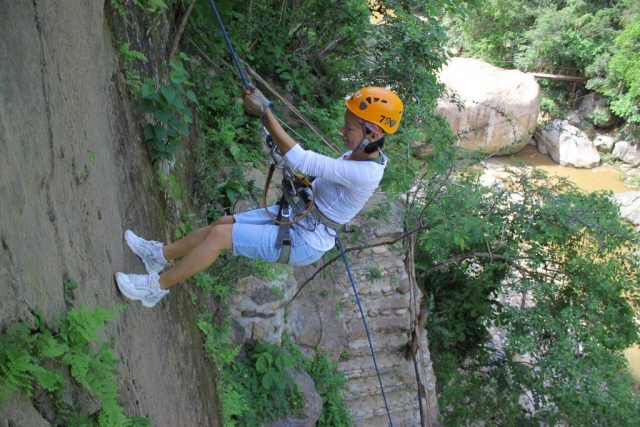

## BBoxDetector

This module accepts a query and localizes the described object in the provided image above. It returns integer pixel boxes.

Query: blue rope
[207,0,250,90]
[336,236,394,427]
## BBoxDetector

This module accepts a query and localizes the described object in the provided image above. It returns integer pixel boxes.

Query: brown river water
[498,144,640,393]
[495,144,635,194]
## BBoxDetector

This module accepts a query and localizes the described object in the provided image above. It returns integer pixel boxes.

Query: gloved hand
[243,85,273,117]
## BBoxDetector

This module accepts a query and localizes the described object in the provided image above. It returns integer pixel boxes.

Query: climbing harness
[260,131,318,263]
[207,1,394,424]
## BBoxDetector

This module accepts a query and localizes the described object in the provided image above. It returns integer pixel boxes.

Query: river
[497,144,640,394]
[494,144,635,193]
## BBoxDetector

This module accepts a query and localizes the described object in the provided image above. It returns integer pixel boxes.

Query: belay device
[206,0,394,424]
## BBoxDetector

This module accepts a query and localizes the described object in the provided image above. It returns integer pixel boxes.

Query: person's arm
[242,87,297,155]
[262,107,297,155]
[242,86,379,187]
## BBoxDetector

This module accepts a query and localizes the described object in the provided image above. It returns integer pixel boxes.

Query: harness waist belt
[282,190,343,230]
[309,204,343,230]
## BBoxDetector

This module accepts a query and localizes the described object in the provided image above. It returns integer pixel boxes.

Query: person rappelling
[115,85,402,307]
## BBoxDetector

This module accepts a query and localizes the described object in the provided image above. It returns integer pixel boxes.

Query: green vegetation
[284,339,352,427]
[363,266,383,282]
[108,0,640,425]
[603,16,640,124]
[140,54,197,162]
[444,0,640,127]
[118,42,148,95]
[415,167,640,425]
[0,304,149,426]
[198,315,240,367]
[215,341,305,426]
[112,0,168,21]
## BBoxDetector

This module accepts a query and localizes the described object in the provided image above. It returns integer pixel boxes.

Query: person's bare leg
[158,223,233,289]
[162,215,235,261]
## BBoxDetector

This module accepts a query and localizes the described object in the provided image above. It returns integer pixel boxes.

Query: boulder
[594,134,615,153]
[286,292,348,360]
[612,140,640,167]
[575,93,616,128]
[230,273,298,344]
[534,119,601,168]
[566,115,597,139]
[436,57,541,155]
[610,191,640,227]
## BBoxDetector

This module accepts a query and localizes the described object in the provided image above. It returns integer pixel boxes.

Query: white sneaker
[124,230,169,273]
[115,271,169,308]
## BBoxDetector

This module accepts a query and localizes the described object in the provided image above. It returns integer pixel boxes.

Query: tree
[603,15,640,123]
[414,162,640,425]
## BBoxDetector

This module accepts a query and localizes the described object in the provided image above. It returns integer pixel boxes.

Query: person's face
[341,109,365,151]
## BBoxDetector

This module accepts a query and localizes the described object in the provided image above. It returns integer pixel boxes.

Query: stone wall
[227,193,441,426]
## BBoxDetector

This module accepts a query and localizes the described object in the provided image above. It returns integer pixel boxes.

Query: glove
[243,85,273,118]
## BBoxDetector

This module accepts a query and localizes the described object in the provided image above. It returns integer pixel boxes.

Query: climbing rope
[207,1,393,424]
[336,236,394,426]
[207,0,250,90]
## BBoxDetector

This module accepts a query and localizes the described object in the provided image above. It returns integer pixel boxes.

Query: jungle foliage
[0,304,149,426]
[413,166,640,425]
[443,0,640,125]
[114,0,640,425]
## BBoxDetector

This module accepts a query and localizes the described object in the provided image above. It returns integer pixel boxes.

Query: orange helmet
[346,87,403,134]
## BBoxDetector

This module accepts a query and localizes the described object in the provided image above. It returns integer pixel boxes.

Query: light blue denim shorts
[232,206,325,267]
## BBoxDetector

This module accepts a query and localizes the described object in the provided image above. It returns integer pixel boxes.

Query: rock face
[436,57,541,155]
[534,119,601,168]
[594,134,615,153]
[0,3,219,426]
[612,140,640,167]
[228,193,441,426]
[611,192,640,227]
[575,93,616,129]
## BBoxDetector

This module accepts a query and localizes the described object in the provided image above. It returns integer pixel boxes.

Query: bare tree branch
[168,0,198,61]
[419,252,531,278]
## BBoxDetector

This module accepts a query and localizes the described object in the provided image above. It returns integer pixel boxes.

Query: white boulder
[436,57,541,155]
[534,119,601,168]
[594,134,615,153]
[612,140,640,167]
[610,191,640,227]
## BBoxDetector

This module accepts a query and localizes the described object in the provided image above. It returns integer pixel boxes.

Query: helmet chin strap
[354,121,375,152]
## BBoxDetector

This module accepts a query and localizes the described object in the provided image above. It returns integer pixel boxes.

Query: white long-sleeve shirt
[283,143,387,251]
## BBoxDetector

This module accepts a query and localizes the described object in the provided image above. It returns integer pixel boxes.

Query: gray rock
[612,140,640,167]
[0,394,51,427]
[390,297,408,310]
[534,119,601,168]
[575,93,616,128]
[594,134,614,153]
[436,57,541,155]
[611,191,640,226]
[250,286,284,305]
[242,310,276,319]
[372,245,388,254]
[229,317,246,346]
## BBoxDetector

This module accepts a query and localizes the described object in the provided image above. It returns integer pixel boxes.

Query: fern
[0,321,41,401]
[0,303,149,426]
